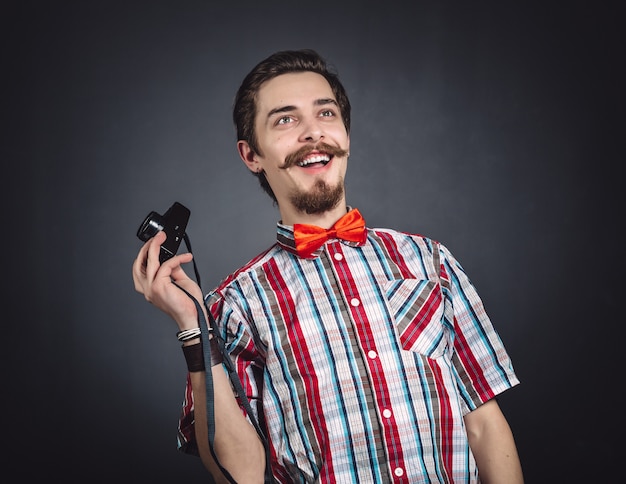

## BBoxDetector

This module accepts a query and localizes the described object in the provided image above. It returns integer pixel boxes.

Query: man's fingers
[132,231,167,292]
[142,231,166,277]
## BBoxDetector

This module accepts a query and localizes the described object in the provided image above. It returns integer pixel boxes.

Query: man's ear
[237,140,261,173]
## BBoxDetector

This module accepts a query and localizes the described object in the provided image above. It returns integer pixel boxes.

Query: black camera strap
[178,236,274,483]
[183,234,203,289]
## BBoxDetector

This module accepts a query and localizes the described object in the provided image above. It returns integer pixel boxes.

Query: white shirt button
[367,350,377,359]
[334,252,343,261]
[394,467,404,477]
[382,409,392,418]
[350,297,360,307]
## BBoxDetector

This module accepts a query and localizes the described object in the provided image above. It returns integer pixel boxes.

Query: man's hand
[132,230,203,329]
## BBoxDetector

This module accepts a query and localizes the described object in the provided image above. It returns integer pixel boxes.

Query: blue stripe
[360,238,436,480]
[295,256,366,480]
[260,259,318,475]
[443,257,513,387]
[187,229,519,481]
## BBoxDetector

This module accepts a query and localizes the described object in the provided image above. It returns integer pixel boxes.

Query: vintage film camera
[137,201,190,263]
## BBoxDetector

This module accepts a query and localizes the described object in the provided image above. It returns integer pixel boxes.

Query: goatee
[290,177,344,215]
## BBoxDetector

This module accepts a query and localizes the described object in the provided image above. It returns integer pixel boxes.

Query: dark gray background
[3,1,623,482]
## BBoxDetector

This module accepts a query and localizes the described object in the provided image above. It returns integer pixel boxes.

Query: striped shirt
[178,212,519,483]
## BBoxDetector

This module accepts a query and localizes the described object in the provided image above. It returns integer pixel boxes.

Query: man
[133,49,524,483]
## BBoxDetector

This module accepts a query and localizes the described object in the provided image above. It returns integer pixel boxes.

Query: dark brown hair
[233,49,351,201]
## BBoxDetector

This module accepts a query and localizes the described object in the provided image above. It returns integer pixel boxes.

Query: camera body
[137,201,191,263]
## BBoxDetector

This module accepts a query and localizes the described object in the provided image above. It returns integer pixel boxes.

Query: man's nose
[299,118,324,143]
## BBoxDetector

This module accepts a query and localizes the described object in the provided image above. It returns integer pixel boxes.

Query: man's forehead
[257,72,335,111]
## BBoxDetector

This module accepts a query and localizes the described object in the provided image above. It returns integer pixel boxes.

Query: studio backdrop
[3,1,622,482]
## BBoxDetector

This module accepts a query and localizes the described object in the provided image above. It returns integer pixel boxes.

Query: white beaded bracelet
[176,327,202,342]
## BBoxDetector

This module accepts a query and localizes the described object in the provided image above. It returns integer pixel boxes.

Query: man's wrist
[181,337,223,372]
[177,327,202,342]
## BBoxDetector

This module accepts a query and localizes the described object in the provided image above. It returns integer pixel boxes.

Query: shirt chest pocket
[385,278,447,359]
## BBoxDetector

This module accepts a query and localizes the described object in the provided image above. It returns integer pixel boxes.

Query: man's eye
[277,116,293,125]
[320,109,335,118]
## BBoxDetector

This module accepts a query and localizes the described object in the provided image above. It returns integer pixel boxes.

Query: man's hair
[233,49,351,201]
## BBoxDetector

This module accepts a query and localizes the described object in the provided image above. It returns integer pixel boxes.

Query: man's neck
[279,202,349,228]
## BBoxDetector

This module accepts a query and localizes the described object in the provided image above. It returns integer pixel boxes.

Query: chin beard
[290,178,344,215]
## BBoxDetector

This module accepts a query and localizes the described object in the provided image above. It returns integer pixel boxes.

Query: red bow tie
[293,209,367,259]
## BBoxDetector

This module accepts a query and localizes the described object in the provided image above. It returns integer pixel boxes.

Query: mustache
[280,142,349,169]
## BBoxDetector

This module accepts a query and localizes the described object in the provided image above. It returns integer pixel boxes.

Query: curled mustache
[280,142,349,169]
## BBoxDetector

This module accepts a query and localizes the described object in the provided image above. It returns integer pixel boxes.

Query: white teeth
[297,155,331,167]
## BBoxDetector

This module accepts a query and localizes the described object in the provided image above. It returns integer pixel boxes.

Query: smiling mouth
[282,142,349,170]
[296,153,332,168]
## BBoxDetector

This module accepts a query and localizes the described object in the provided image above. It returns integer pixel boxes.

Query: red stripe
[208,296,258,416]
[428,360,454,482]
[216,245,276,291]
[453,317,496,401]
[440,261,495,402]
[238,338,258,401]
[328,244,409,482]
[377,231,415,279]
[399,283,442,348]
[178,373,195,447]
[264,258,335,480]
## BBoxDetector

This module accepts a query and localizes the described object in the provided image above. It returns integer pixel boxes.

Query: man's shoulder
[368,226,438,246]
[210,243,282,293]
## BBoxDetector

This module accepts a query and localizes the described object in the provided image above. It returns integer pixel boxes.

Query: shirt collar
[276,206,366,259]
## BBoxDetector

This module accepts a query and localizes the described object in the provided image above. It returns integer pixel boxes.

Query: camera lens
[137,211,164,242]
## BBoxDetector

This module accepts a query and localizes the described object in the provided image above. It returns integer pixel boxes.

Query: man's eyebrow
[267,105,297,118]
[315,98,338,107]
[266,98,338,118]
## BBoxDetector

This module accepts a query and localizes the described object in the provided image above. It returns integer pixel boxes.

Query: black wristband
[209,337,223,367]
[182,342,205,372]
[181,338,223,372]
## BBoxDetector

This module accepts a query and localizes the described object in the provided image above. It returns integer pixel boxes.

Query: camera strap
[178,236,274,483]
[183,234,203,289]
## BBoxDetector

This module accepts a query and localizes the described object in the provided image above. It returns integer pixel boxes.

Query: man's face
[246,72,350,216]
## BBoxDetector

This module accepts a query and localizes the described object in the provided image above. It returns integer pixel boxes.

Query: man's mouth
[296,153,332,168]
[282,142,348,170]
